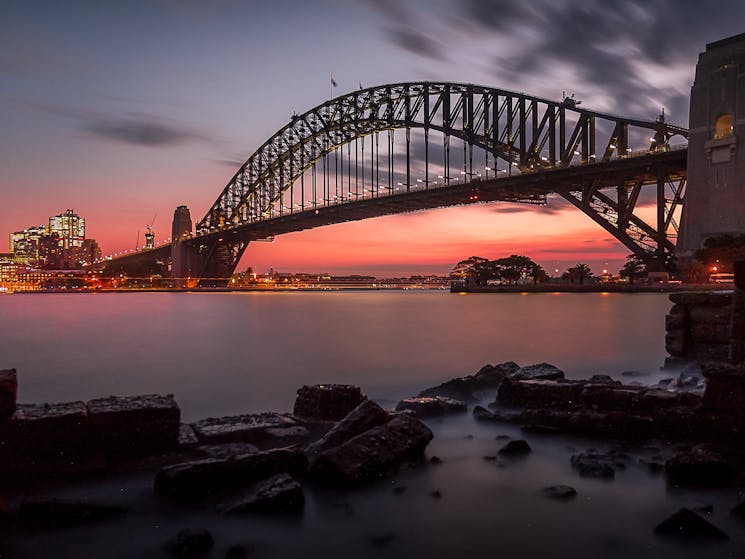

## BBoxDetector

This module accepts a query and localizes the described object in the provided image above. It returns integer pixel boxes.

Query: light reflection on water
[0,291,673,420]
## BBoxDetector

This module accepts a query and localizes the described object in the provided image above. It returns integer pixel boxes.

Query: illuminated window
[714,113,734,139]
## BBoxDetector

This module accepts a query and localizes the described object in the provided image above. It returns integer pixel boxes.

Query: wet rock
[178,424,199,448]
[483,455,498,462]
[417,362,520,401]
[222,473,304,514]
[542,485,577,500]
[305,400,390,461]
[639,458,665,473]
[263,425,310,445]
[430,490,442,499]
[0,369,17,420]
[509,363,565,382]
[293,384,367,421]
[654,508,729,540]
[620,370,649,378]
[164,529,214,558]
[197,442,259,459]
[311,414,433,485]
[155,447,307,499]
[693,504,714,514]
[87,394,180,453]
[731,500,745,518]
[395,396,466,417]
[429,455,443,465]
[495,434,511,440]
[521,423,561,434]
[587,374,621,385]
[578,386,641,411]
[498,439,531,456]
[497,379,584,408]
[570,451,623,479]
[191,413,297,445]
[18,497,127,528]
[472,406,520,422]
[11,401,88,457]
[665,445,735,487]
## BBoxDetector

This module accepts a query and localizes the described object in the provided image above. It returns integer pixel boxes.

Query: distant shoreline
[451,283,733,293]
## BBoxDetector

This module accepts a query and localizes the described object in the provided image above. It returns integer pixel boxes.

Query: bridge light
[609,144,617,150]
[573,150,580,155]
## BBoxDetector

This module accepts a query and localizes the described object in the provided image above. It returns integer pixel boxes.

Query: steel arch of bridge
[97,83,690,282]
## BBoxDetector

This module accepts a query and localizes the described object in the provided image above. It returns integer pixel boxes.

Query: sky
[2,0,744,276]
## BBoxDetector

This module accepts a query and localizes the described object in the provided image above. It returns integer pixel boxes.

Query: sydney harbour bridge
[93,34,745,286]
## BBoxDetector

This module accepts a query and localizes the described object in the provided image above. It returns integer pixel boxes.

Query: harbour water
[2,291,743,558]
[2,291,674,421]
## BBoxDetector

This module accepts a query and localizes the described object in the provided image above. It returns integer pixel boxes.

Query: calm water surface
[0,291,672,420]
[3,291,744,559]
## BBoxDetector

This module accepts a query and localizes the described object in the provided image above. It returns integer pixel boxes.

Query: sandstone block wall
[666,292,733,361]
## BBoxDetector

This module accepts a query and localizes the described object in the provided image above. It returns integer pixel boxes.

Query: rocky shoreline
[2,358,745,555]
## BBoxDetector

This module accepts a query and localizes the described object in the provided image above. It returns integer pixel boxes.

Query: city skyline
[3,1,744,276]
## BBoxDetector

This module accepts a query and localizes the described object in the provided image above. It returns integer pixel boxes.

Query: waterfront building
[9,225,47,264]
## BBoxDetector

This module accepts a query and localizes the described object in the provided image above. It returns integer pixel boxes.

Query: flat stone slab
[11,401,88,454]
[221,473,304,514]
[87,394,180,452]
[395,396,467,417]
[294,384,367,421]
[191,413,297,444]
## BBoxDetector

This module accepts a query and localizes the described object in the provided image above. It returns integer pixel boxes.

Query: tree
[694,234,745,273]
[619,254,647,284]
[679,259,708,283]
[450,254,549,285]
[563,263,593,285]
[450,256,489,279]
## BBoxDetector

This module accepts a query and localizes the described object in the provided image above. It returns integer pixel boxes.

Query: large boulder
[155,447,307,499]
[305,400,390,460]
[578,385,642,411]
[190,413,297,445]
[87,394,180,453]
[221,473,304,514]
[654,508,729,540]
[0,369,17,420]
[311,414,433,484]
[10,401,88,457]
[665,445,735,487]
[293,384,367,421]
[417,362,519,401]
[509,363,564,382]
[570,450,626,479]
[395,396,466,417]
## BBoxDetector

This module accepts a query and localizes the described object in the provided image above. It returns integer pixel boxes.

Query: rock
[497,379,585,408]
[18,497,127,528]
[197,442,259,459]
[542,485,577,500]
[654,508,729,540]
[178,424,199,447]
[731,500,745,518]
[509,363,564,381]
[305,400,390,460]
[693,504,714,514]
[429,456,443,465]
[665,330,687,357]
[293,384,367,421]
[87,394,180,453]
[578,386,642,411]
[473,405,495,420]
[702,362,745,414]
[0,369,17,420]
[395,396,466,417]
[263,425,310,445]
[416,362,520,401]
[639,458,665,473]
[155,447,307,499]
[570,451,622,479]
[498,439,531,456]
[430,490,442,499]
[191,413,297,445]
[311,414,433,485]
[392,485,407,495]
[665,445,735,487]
[10,401,88,457]
[588,374,621,385]
[164,529,214,558]
[222,473,304,514]
[472,406,521,422]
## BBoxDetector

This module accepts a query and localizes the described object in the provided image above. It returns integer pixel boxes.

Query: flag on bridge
[331,75,338,88]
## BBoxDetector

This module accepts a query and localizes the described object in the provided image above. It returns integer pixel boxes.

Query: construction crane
[145,213,157,249]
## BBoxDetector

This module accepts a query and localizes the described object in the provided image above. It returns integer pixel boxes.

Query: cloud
[83,117,205,147]
[384,27,444,60]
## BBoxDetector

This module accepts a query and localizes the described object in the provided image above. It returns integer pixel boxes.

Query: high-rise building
[49,209,85,249]
[9,225,47,264]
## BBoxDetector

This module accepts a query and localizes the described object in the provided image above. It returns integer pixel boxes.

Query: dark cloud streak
[83,117,205,147]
